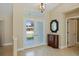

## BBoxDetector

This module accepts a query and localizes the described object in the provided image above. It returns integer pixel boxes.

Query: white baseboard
[17,48,25,51]
[59,45,67,49]
[2,43,13,46]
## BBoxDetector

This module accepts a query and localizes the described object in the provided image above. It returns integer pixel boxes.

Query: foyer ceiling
[24,3,59,12]
[0,3,59,17]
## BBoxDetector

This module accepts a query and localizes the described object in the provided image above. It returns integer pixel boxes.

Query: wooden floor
[0,45,79,56]
[0,45,13,56]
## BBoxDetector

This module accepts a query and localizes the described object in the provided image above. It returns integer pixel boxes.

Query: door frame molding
[66,16,79,47]
[0,19,4,47]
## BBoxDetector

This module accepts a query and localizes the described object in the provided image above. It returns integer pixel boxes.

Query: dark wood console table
[48,34,59,48]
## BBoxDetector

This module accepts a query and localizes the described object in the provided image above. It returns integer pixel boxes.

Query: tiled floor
[18,45,79,56]
[0,45,79,56]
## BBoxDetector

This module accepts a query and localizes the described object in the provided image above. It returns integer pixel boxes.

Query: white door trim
[66,16,79,47]
[66,18,68,48]
[74,19,77,45]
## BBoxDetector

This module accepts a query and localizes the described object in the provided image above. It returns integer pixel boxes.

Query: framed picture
[50,20,59,33]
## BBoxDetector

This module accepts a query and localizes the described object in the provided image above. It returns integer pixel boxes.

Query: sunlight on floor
[25,51,35,56]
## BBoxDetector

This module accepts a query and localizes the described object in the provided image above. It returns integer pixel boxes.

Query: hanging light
[40,3,45,13]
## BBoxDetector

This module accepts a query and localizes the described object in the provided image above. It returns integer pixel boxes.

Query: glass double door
[24,20,44,48]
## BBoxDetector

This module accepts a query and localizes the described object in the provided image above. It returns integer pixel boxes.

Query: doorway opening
[67,17,79,47]
[23,19,45,49]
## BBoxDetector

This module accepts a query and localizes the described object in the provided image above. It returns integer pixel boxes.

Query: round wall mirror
[50,20,59,32]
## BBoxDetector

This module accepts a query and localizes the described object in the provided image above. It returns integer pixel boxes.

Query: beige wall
[48,3,79,48]
[4,16,13,44]
[0,4,13,45]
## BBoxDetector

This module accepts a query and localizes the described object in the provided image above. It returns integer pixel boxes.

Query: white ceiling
[0,3,59,17]
[24,3,59,12]
[43,3,59,11]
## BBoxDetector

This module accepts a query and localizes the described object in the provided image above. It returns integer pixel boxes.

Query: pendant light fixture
[40,3,45,13]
